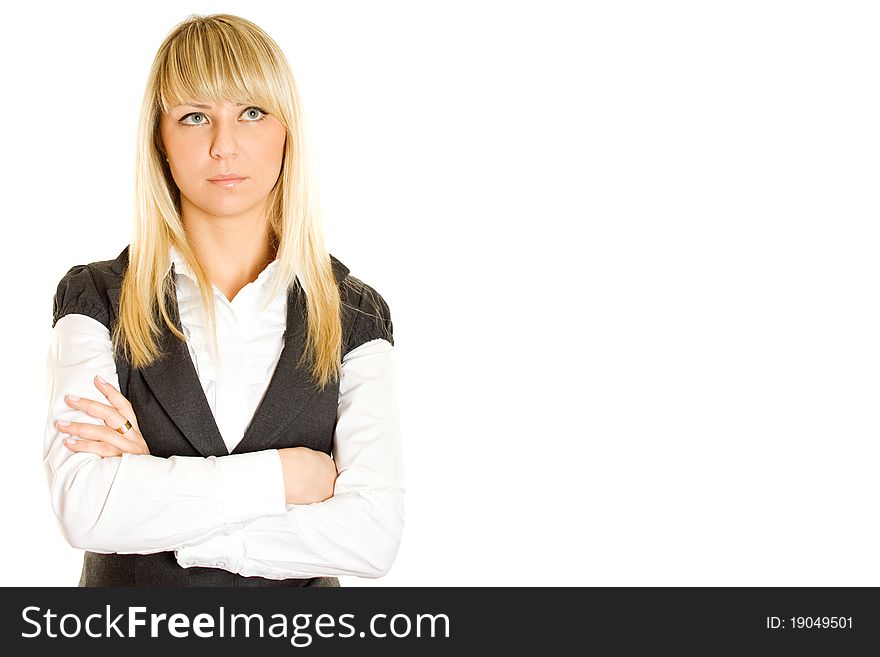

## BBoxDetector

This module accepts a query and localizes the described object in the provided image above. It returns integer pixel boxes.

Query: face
[158,100,287,221]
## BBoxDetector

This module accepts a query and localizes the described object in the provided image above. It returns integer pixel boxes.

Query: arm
[174,337,406,579]
[44,313,288,554]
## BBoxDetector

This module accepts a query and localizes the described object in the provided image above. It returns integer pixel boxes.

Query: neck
[180,198,277,301]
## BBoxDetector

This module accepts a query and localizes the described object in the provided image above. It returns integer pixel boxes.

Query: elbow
[326,473,405,578]
[47,460,113,553]
[59,525,94,552]
[54,508,117,554]
[361,488,405,578]
[51,496,102,552]
[52,504,94,551]
[369,534,402,578]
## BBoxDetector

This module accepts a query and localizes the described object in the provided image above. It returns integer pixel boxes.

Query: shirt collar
[168,243,280,290]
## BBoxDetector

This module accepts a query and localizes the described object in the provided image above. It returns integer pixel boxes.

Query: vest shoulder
[340,273,395,355]
[51,246,128,329]
[329,253,349,286]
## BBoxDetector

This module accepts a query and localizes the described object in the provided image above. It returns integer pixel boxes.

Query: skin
[160,99,286,302]
[57,100,337,505]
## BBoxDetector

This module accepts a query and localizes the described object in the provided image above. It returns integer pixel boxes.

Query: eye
[179,112,207,126]
[178,107,269,127]
[242,107,268,122]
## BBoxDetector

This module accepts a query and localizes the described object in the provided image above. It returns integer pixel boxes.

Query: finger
[56,420,140,455]
[63,436,122,458]
[93,375,136,421]
[65,394,131,434]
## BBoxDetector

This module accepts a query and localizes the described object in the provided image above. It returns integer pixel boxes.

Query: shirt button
[215,560,226,568]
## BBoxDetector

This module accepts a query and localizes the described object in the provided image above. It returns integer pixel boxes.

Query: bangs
[156,18,287,123]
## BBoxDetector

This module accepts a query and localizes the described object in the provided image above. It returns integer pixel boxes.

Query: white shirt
[43,246,405,579]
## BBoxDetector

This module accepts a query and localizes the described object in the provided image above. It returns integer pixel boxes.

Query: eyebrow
[172,102,252,110]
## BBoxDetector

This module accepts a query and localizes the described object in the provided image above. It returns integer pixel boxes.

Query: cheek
[166,146,205,187]
[159,121,182,158]
[166,139,199,164]
[264,129,287,159]
[254,134,287,178]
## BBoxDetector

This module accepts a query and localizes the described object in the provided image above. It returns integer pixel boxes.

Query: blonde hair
[114,13,346,391]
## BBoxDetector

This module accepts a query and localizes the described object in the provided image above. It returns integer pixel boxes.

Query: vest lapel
[105,247,350,459]
[110,273,229,457]
[231,283,318,454]
[234,256,350,453]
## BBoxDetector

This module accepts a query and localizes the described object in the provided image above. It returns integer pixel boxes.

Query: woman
[43,13,404,587]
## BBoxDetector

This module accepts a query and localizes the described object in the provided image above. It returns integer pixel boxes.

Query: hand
[57,375,150,457]
[278,447,338,505]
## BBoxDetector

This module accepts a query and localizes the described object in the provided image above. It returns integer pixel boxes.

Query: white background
[2,0,878,586]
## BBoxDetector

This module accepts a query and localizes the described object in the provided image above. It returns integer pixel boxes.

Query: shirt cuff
[216,449,286,526]
[175,531,244,571]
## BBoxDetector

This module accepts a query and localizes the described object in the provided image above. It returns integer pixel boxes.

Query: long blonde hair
[114,13,344,391]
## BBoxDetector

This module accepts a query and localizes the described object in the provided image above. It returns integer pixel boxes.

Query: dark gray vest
[51,245,394,587]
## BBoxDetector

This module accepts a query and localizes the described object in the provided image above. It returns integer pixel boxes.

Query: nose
[211,145,238,159]
[210,121,239,160]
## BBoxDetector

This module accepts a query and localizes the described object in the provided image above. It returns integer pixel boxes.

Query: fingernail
[66,395,79,402]
[66,438,78,445]
[58,420,71,427]
[96,375,107,385]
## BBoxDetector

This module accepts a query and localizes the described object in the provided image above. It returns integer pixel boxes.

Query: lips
[207,173,246,181]
[207,172,248,188]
